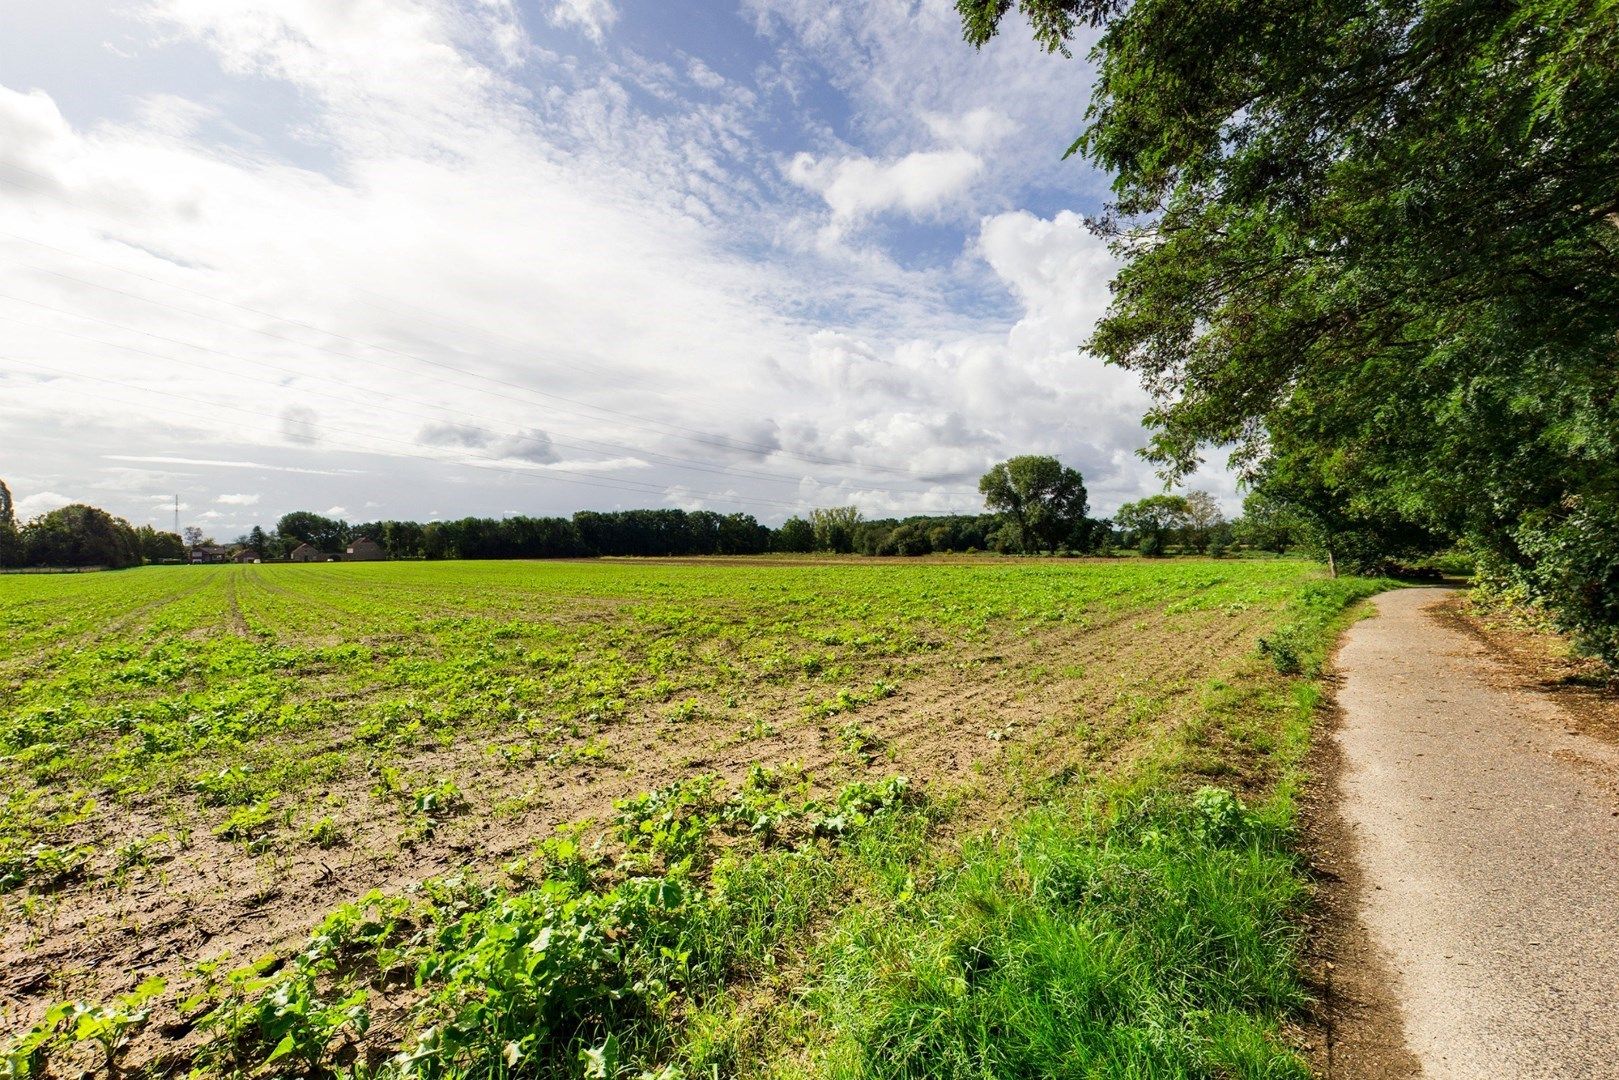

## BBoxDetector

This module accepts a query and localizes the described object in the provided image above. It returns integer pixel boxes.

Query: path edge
[1296,590,1422,1078]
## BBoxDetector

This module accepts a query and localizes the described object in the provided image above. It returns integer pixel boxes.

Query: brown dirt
[1297,671,1423,1078]
[1436,596,1619,745]
[2,595,1279,1062]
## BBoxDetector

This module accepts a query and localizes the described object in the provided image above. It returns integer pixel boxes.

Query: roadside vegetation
[1,558,1388,1076]
[961,0,1617,666]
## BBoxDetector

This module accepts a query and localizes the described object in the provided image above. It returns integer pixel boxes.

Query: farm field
[0,557,1385,1077]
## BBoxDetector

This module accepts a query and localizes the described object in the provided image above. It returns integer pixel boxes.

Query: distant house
[289,543,322,563]
[191,544,231,564]
[343,537,386,561]
[234,549,261,564]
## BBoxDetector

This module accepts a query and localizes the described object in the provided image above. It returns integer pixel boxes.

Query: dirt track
[1333,588,1619,1077]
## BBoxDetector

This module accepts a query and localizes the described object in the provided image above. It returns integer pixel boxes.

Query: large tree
[809,507,863,554]
[0,478,15,567]
[979,455,1090,554]
[276,511,350,553]
[1180,491,1224,555]
[21,504,143,569]
[960,0,1619,659]
[1113,494,1189,556]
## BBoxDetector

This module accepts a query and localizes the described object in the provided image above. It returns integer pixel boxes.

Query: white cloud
[548,0,617,42]
[786,148,983,226]
[103,457,353,476]
[921,107,1016,151]
[15,491,78,520]
[324,506,347,517]
[217,493,260,505]
[0,1,1221,528]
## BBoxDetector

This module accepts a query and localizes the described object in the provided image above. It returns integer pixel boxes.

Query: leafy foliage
[978,455,1092,554]
[963,0,1619,659]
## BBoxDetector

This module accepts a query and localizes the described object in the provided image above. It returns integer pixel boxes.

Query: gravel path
[1335,587,1619,1078]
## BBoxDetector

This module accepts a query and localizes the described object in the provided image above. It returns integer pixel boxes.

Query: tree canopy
[1113,494,1188,557]
[12,505,144,569]
[979,455,1090,554]
[961,0,1619,660]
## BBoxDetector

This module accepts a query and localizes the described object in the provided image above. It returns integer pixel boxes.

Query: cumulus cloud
[418,423,558,464]
[216,493,260,505]
[418,423,490,450]
[14,491,78,520]
[921,107,1017,151]
[786,148,983,226]
[496,429,558,464]
[0,0,1227,529]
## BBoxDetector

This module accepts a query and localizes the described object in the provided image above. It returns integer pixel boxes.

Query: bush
[1487,497,1619,667]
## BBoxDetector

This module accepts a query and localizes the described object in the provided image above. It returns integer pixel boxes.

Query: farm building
[289,543,322,563]
[344,537,386,561]
[191,544,231,564]
[233,549,261,564]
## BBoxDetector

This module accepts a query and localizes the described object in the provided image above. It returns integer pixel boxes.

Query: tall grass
[807,792,1309,1079]
[777,575,1392,1080]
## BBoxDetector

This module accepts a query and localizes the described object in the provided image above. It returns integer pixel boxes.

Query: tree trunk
[1327,548,1338,578]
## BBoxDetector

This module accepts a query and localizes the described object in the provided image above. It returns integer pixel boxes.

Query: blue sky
[0,0,1235,536]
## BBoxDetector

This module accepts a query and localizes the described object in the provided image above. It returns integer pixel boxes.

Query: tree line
[0,482,183,569]
[1,459,1283,569]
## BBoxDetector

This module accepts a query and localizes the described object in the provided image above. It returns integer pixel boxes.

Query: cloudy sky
[0,0,1234,537]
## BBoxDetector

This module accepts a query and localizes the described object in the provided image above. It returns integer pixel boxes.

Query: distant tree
[134,525,185,563]
[978,455,1089,554]
[773,516,815,553]
[1064,516,1108,554]
[1252,466,1442,578]
[276,512,349,552]
[809,507,863,554]
[717,513,770,555]
[1235,491,1302,555]
[0,478,16,567]
[247,525,269,554]
[1114,495,1191,557]
[421,522,452,560]
[1181,491,1224,554]
[21,504,142,568]
[182,525,204,554]
[876,521,934,556]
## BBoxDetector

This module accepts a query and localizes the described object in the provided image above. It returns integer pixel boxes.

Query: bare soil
[2,598,1275,1055]
[1297,676,1422,1078]
[1439,596,1619,745]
